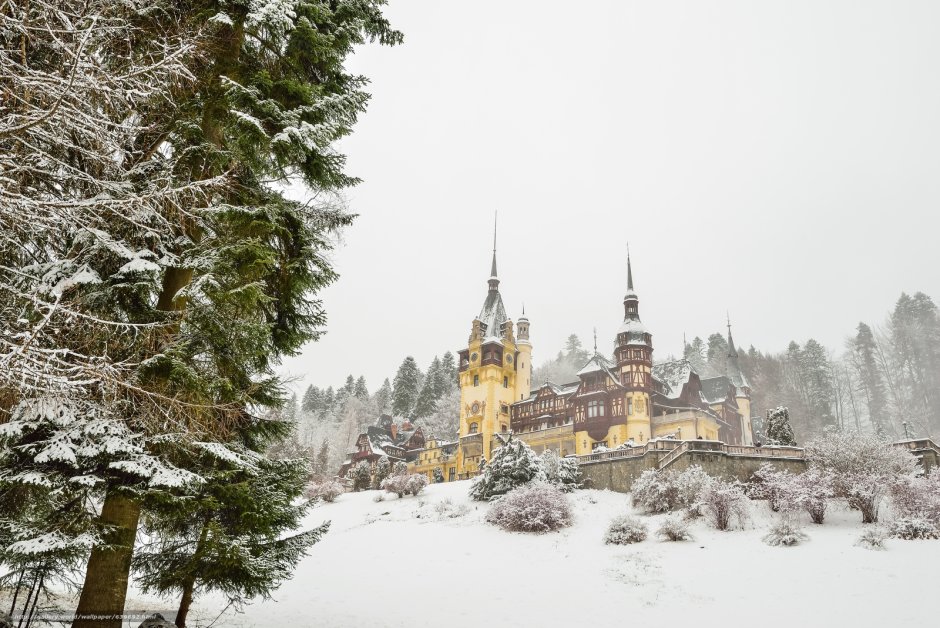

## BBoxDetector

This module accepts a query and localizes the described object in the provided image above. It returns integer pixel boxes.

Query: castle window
[501,424,508,432]
[627,397,633,416]
[474,375,479,387]
[587,399,605,418]
[469,422,478,434]
[503,376,508,388]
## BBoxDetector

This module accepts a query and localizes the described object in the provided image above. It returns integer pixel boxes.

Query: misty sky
[280,0,940,395]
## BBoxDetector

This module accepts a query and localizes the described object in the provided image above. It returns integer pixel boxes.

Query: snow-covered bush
[631,466,710,514]
[890,517,939,540]
[381,473,428,498]
[890,474,940,525]
[604,516,648,545]
[763,517,809,547]
[749,465,834,524]
[656,516,693,542]
[700,479,749,531]
[485,483,572,533]
[764,406,796,446]
[393,461,408,476]
[433,467,445,483]
[352,460,372,491]
[373,493,385,503]
[406,473,429,496]
[306,477,345,502]
[470,436,545,501]
[540,450,580,492]
[631,469,677,514]
[806,430,918,523]
[855,527,887,550]
[749,464,792,512]
[433,498,470,519]
[797,468,836,524]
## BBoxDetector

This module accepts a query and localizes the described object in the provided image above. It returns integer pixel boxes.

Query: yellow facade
[411,438,458,482]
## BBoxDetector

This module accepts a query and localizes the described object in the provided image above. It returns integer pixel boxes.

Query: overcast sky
[280,0,940,395]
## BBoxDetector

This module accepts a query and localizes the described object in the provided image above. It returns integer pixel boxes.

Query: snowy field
[129,481,936,628]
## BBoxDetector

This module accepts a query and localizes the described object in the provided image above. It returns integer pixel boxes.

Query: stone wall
[578,449,806,493]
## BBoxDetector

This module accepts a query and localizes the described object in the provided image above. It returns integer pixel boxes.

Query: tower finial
[627,245,634,291]
[490,211,498,279]
[726,312,738,357]
[593,327,598,353]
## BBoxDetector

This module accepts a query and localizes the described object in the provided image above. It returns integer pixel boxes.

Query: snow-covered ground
[130,481,937,628]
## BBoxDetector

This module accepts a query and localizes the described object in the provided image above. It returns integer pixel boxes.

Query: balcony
[460,432,483,457]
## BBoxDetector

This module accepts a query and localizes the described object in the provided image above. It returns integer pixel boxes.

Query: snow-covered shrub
[890,473,940,525]
[406,473,429,496]
[604,516,648,545]
[631,466,710,514]
[749,465,834,524]
[656,516,693,542]
[485,483,572,533]
[749,464,793,512]
[373,493,385,503]
[855,527,887,550]
[631,469,678,514]
[674,465,710,515]
[764,406,796,446]
[890,517,939,540]
[372,455,391,489]
[306,477,344,502]
[701,479,749,531]
[806,430,918,523]
[433,467,445,483]
[352,460,372,491]
[381,473,428,498]
[433,498,470,519]
[763,516,809,547]
[540,450,580,492]
[796,468,836,524]
[470,436,545,501]
[393,461,408,476]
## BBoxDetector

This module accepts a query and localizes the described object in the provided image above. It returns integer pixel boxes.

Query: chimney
[390,423,398,440]
[402,420,413,431]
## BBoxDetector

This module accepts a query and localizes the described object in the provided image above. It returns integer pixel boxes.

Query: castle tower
[614,253,653,443]
[456,230,526,476]
[726,317,754,445]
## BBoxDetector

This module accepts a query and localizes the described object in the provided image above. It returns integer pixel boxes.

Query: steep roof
[477,288,508,340]
[701,376,733,404]
[576,352,616,377]
[651,359,694,399]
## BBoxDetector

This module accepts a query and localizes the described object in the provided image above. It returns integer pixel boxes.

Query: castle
[342,244,756,483]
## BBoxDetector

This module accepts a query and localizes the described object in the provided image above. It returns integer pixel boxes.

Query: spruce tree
[374,379,394,414]
[372,456,391,489]
[765,407,797,446]
[302,385,322,414]
[440,352,459,391]
[354,376,370,400]
[851,323,888,431]
[352,461,373,492]
[469,437,545,501]
[392,357,423,417]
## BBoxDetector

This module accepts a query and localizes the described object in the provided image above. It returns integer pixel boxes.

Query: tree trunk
[72,493,141,628]
[174,520,210,628]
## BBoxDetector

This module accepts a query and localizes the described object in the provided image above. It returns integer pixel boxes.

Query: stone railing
[579,439,682,464]
[894,438,940,456]
[656,441,690,470]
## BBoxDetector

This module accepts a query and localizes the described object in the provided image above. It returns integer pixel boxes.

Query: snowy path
[128,481,936,628]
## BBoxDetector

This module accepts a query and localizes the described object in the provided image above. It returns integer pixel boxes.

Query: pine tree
[765,407,797,446]
[684,337,708,374]
[314,441,331,478]
[392,357,423,417]
[850,323,888,432]
[354,376,370,401]
[373,379,393,414]
[302,385,322,414]
[801,339,836,431]
[707,333,729,375]
[469,437,546,501]
[372,456,391,489]
[440,352,459,391]
[413,356,444,418]
[352,461,372,492]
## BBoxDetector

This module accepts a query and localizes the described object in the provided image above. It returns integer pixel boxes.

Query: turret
[614,252,653,443]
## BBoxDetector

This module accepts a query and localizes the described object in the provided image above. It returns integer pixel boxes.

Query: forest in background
[281,290,940,474]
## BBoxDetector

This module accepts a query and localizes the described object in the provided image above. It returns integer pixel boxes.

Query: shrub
[406,473,429,496]
[372,455,391,489]
[540,450,580,492]
[631,466,711,515]
[855,527,887,550]
[470,436,545,501]
[763,517,809,547]
[796,468,835,524]
[750,465,835,524]
[392,460,408,476]
[306,477,344,502]
[656,516,693,542]
[631,469,676,514]
[701,479,749,531]
[890,474,940,524]
[604,516,648,545]
[372,493,385,503]
[433,498,470,519]
[485,483,572,533]
[749,464,792,512]
[433,467,445,483]
[806,430,918,523]
[890,517,939,540]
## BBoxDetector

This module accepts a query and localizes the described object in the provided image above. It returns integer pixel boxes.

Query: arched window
[469,422,479,434]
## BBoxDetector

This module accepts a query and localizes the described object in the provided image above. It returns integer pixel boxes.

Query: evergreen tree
[134,442,326,628]
[683,337,708,374]
[440,351,459,391]
[354,376,370,400]
[393,461,408,477]
[413,356,444,418]
[373,379,393,414]
[352,461,372,492]
[302,385,322,414]
[322,387,336,414]
[433,468,445,483]
[849,322,888,432]
[765,407,797,446]
[314,441,331,479]
[372,456,391,489]
[392,357,423,417]
[469,437,545,501]
[707,333,729,375]
[801,339,836,431]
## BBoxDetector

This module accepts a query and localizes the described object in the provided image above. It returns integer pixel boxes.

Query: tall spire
[627,244,634,291]
[726,312,738,358]
[487,212,499,292]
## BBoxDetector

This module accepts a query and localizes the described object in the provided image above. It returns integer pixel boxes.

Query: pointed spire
[627,244,634,291]
[593,327,598,353]
[727,312,738,357]
[490,211,498,279]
